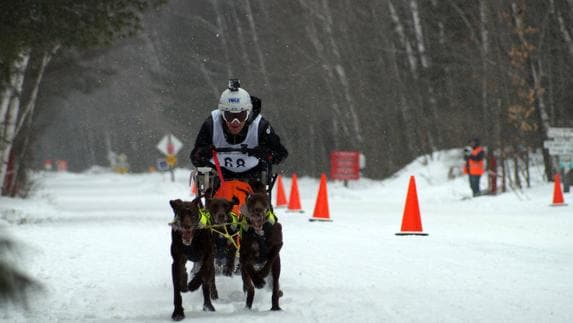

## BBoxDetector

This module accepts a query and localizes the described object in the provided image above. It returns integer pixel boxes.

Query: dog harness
[213,211,241,257]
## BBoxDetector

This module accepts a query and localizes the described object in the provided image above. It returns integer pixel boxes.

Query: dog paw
[223,268,234,277]
[171,310,185,321]
[271,305,282,311]
[187,277,201,291]
[203,303,216,312]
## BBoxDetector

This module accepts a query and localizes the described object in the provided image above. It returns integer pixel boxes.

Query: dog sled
[190,147,278,274]
[191,147,277,202]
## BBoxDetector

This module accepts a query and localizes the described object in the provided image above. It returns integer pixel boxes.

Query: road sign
[166,154,177,167]
[156,158,169,172]
[547,127,573,138]
[548,147,573,156]
[545,136,573,156]
[544,139,573,150]
[157,134,183,156]
[330,151,360,180]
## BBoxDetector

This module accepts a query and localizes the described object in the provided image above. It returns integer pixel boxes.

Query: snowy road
[1,157,572,322]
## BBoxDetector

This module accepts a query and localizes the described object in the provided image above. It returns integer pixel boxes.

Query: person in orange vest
[463,138,485,197]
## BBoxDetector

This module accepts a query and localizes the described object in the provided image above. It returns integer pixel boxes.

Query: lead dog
[169,198,216,321]
[205,197,239,299]
[239,193,283,310]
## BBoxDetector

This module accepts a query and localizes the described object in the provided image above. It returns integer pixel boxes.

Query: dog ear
[250,193,269,209]
[169,199,183,210]
[250,181,266,194]
[224,199,234,213]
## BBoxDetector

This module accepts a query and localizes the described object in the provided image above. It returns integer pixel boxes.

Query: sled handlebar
[210,146,277,202]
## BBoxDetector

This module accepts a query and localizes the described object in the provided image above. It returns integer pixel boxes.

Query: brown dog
[205,197,239,299]
[169,198,216,321]
[240,193,283,310]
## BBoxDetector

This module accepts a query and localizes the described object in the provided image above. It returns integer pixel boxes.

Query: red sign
[56,160,68,172]
[330,151,360,180]
[43,160,53,171]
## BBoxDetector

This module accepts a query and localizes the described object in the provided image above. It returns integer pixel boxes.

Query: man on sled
[185,80,287,310]
[189,78,287,269]
[189,79,288,209]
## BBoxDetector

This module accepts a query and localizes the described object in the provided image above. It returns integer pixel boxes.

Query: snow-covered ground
[1,150,572,323]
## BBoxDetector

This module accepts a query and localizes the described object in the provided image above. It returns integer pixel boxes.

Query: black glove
[193,146,213,165]
[463,146,472,157]
[249,147,273,162]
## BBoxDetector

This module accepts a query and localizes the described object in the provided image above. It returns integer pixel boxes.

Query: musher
[190,79,288,207]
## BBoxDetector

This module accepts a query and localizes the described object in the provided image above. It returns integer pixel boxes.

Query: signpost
[157,134,183,182]
[330,151,361,187]
[546,127,573,193]
[547,127,573,138]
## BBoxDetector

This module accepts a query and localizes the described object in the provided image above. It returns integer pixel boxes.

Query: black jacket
[190,96,288,180]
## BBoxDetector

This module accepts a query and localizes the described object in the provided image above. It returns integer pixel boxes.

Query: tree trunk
[514,156,521,189]
[480,0,490,133]
[410,0,440,150]
[551,0,573,59]
[0,87,14,126]
[388,0,418,77]
[0,51,30,193]
[16,51,53,135]
[511,1,553,181]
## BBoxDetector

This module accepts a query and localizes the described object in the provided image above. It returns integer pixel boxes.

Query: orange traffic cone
[310,174,332,222]
[551,174,567,206]
[396,176,428,236]
[275,175,288,208]
[287,173,304,213]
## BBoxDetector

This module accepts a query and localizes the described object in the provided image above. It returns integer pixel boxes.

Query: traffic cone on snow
[275,175,288,208]
[396,176,428,236]
[551,174,567,206]
[287,173,304,213]
[309,174,332,222]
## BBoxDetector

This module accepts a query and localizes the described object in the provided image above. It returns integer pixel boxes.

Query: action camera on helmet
[228,79,240,92]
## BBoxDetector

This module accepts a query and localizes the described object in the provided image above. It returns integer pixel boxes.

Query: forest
[1,0,573,197]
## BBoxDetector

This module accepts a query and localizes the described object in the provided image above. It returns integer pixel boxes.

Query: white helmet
[218,87,252,114]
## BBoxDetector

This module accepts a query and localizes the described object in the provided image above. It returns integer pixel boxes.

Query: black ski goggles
[222,110,249,123]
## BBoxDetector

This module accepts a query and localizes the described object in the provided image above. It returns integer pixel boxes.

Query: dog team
[168,191,283,321]
[169,79,288,320]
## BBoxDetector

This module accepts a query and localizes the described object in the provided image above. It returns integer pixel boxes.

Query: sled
[191,147,277,216]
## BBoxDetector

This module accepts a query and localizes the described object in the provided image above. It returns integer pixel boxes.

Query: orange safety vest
[468,146,485,176]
